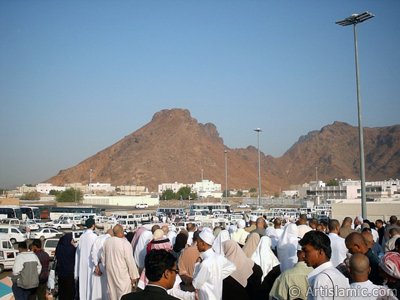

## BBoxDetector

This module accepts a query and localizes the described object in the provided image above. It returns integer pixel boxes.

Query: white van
[0,226,26,244]
[117,219,136,231]
[0,239,18,272]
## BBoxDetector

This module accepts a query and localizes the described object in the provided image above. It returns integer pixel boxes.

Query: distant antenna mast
[201,169,204,181]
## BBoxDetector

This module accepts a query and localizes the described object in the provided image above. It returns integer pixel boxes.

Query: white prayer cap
[199,227,215,246]
[237,220,246,229]
[250,215,257,222]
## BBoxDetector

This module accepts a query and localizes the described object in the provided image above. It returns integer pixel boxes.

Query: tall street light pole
[224,150,228,203]
[254,128,262,207]
[336,12,374,219]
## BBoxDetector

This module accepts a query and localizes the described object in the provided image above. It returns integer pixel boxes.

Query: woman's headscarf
[173,230,188,253]
[222,240,254,287]
[251,236,280,281]
[131,226,147,252]
[277,223,299,272]
[242,232,260,258]
[55,232,76,278]
[212,229,231,254]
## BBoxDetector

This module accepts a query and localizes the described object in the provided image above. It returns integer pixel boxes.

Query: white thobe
[102,236,139,300]
[297,224,312,239]
[90,233,111,300]
[328,233,348,267]
[192,248,236,300]
[307,261,350,300]
[349,280,397,300]
[75,229,97,300]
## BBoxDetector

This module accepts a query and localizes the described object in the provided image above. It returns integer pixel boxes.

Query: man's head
[299,230,331,268]
[298,214,308,225]
[389,215,398,225]
[309,218,318,230]
[85,218,95,229]
[328,219,340,234]
[349,253,370,282]
[256,217,267,230]
[375,219,384,229]
[113,224,125,238]
[161,225,169,235]
[18,241,28,252]
[30,239,42,252]
[361,231,374,250]
[145,249,178,289]
[151,224,161,234]
[389,228,400,239]
[273,218,282,229]
[186,223,196,232]
[354,216,363,226]
[345,232,368,255]
[197,228,214,252]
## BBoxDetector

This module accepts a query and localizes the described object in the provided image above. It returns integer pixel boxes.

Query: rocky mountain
[48,109,400,194]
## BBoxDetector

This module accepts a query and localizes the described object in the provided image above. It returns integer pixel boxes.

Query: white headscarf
[251,236,280,282]
[276,223,299,272]
[133,230,152,269]
[212,229,231,254]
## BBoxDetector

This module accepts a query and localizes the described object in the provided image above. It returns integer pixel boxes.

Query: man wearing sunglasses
[122,249,180,300]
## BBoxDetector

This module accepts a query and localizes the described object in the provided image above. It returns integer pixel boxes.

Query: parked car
[72,230,84,243]
[135,203,148,209]
[0,239,18,272]
[43,238,59,259]
[30,228,63,240]
[0,218,21,227]
[19,219,40,232]
[0,226,26,244]
[51,220,76,231]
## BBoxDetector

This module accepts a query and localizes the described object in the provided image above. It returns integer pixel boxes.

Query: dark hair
[145,249,176,282]
[18,241,28,250]
[31,239,42,248]
[299,230,332,259]
[193,230,201,242]
[173,231,188,253]
[395,237,400,248]
[125,231,135,243]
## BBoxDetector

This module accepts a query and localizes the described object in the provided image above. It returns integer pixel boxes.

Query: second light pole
[224,150,228,203]
[254,128,262,207]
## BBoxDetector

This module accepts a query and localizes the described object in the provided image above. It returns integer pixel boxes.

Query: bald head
[361,231,374,249]
[113,224,124,237]
[328,219,340,233]
[345,232,368,254]
[350,253,370,276]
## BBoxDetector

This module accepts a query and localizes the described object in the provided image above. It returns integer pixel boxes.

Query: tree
[177,186,192,200]
[20,191,41,200]
[49,190,61,196]
[249,187,257,193]
[222,190,230,197]
[326,179,339,186]
[236,190,243,197]
[56,188,83,202]
[161,189,176,200]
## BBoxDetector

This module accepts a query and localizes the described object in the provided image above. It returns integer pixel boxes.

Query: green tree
[161,189,176,200]
[56,188,83,202]
[49,190,61,196]
[326,179,339,186]
[20,191,41,200]
[236,190,243,197]
[249,187,257,193]
[222,190,230,197]
[176,186,192,200]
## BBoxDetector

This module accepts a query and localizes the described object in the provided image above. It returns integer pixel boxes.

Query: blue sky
[1,1,399,188]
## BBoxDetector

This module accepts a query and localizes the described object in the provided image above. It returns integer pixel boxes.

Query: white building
[158,182,188,194]
[36,183,66,194]
[117,185,148,196]
[88,182,115,193]
[191,180,222,199]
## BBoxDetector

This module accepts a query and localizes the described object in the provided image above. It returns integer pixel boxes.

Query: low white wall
[82,195,159,207]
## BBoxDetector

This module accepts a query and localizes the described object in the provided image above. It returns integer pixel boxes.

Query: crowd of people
[10,213,400,300]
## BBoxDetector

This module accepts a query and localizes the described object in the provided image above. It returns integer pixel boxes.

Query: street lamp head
[254,128,262,133]
[336,11,374,26]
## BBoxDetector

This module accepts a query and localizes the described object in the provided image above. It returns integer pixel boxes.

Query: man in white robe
[327,219,348,267]
[75,218,98,300]
[90,229,113,300]
[102,224,139,300]
[192,227,236,300]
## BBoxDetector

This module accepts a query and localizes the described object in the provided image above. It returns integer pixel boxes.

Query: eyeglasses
[169,268,179,274]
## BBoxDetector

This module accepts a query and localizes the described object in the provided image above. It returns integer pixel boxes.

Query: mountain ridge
[48,108,400,194]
